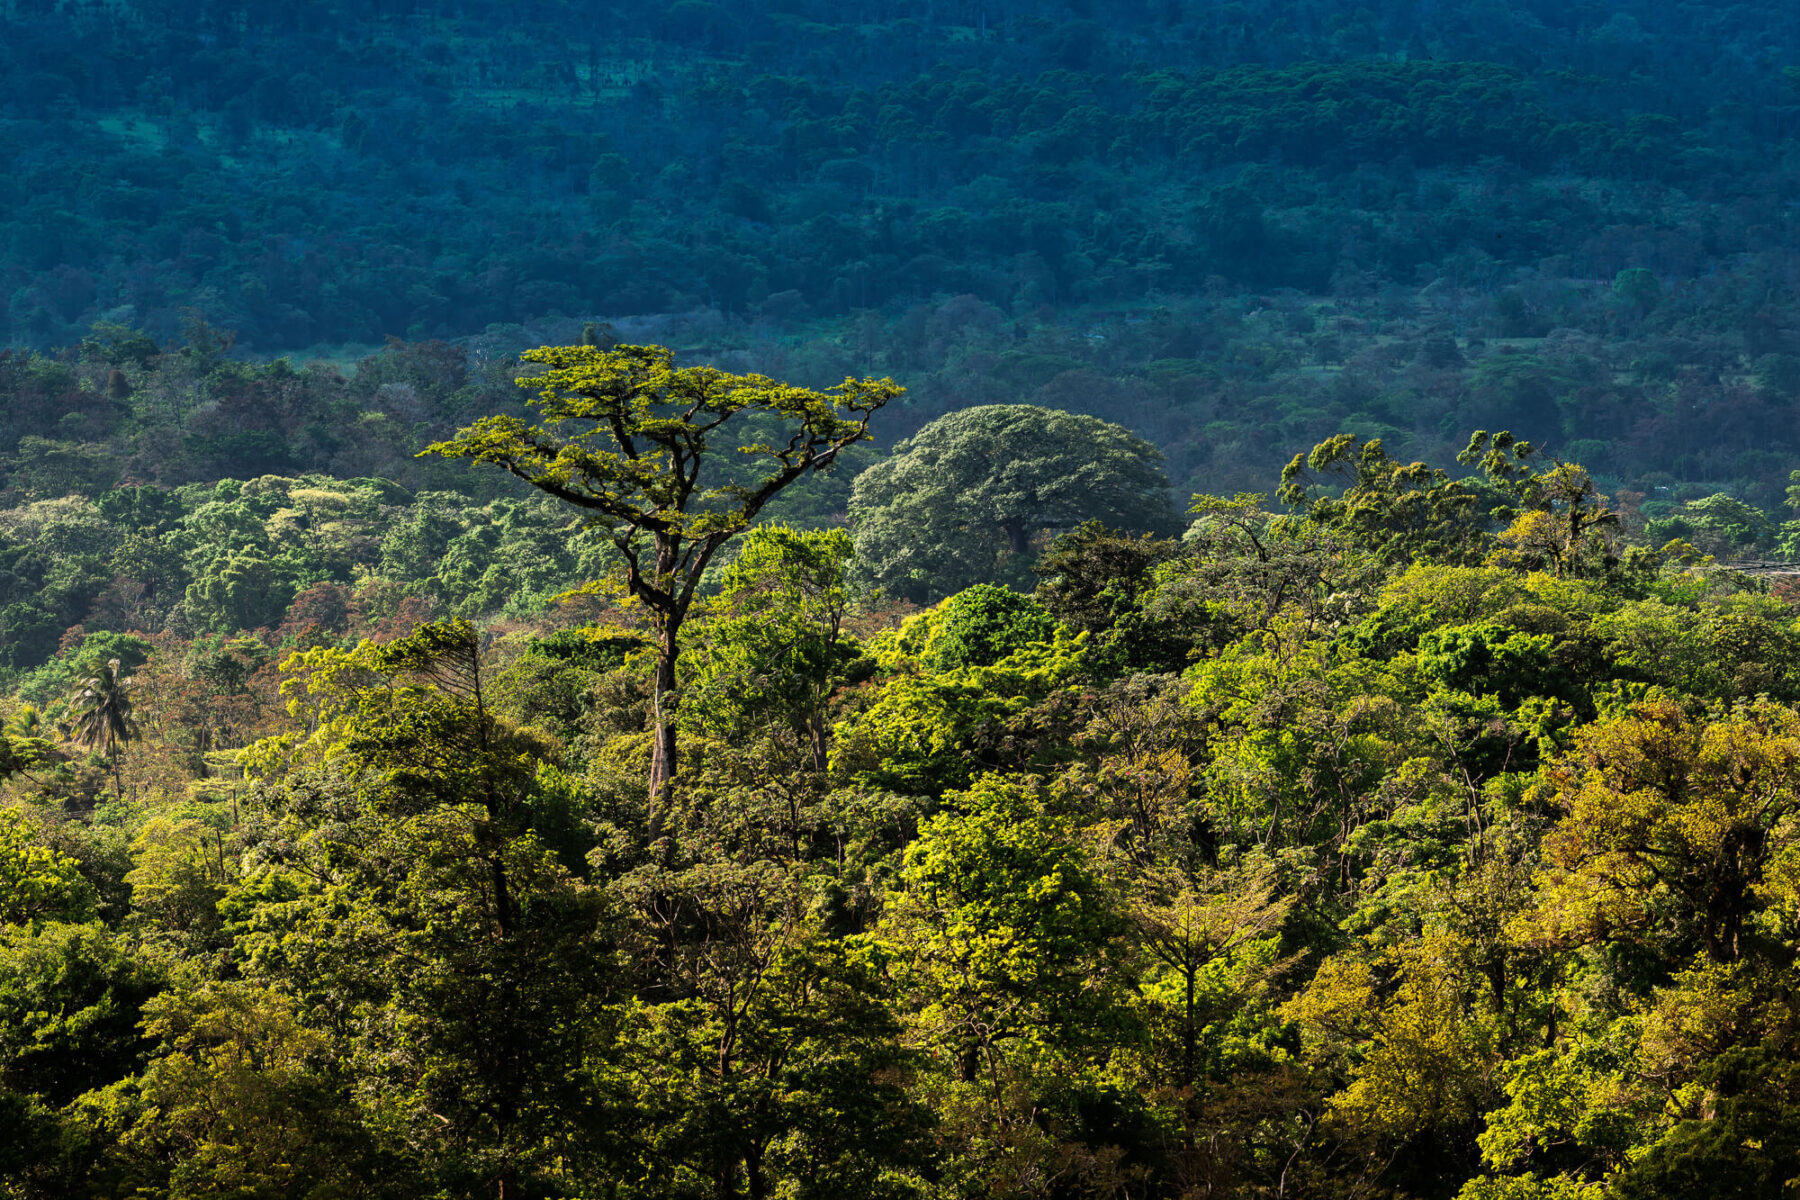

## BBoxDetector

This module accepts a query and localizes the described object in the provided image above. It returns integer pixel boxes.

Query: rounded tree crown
[850,404,1177,603]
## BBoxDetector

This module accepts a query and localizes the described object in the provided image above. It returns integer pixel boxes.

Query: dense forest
[4,336,1800,1199]
[6,0,1800,512]
[7,0,1800,1197]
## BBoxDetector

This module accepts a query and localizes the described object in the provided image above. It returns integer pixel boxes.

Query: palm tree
[68,658,139,799]
[4,703,47,742]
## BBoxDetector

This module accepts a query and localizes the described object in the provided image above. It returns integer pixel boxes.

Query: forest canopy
[7,0,1800,1196]
[4,328,1800,1193]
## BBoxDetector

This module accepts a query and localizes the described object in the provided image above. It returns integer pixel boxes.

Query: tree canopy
[849,404,1179,602]
[10,0,1800,1189]
[4,424,1800,1197]
[427,342,897,816]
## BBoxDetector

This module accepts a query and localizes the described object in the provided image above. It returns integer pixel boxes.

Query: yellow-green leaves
[0,807,92,925]
[1532,699,1800,964]
[1285,936,1501,1140]
[830,628,1089,795]
[424,343,899,808]
[425,343,898,544]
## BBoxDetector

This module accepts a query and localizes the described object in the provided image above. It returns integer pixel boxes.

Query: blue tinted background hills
[4,0,1797,351]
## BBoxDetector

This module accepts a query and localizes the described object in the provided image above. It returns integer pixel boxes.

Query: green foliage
[850,405,1178,603]
[0,0,1784,359]
[242,618,620,1195]
[1279,433,1487,565]
[268,619,546,828]
[493,627,644,750]
[1611,1068,1800,1200]
[1157,491,1384,656]
[1416,624,1562,710]
[1646,493,1775,557]
[873,774,1142,1191]
[605,864,926,1197]
[1612,268,1662,316]
[0,469,648,677]
[684,524,859,767]
[122,980,392,1199]
[427,342,898,812]
[426,343,895,553]
[920,584,1056,672]
[1035,522,1189,672]
[882,775,1130,1049]
[832,629,1089,796]
[1278,431,1625,583]
[66,657,139,799]
[11,318,1800,1197]
[0,809,92,925]
[16,632,151,711]
[1131,857,1294,1096]
[1593,594,1800,702]
[1534,699,1800,965]
[0,922,163,1106]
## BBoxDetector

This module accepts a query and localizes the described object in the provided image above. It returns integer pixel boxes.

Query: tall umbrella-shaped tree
[425,343,898,835]
[68,657,140,800]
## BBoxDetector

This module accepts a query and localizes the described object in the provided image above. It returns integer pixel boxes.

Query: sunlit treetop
[431,342,896,539]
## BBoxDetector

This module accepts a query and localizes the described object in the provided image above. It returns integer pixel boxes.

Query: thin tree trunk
[808,713,829,775]
[490,854,514,936]
[1183,964,1198,1090]
[746,1140,767,1200]
[647,624,680,840]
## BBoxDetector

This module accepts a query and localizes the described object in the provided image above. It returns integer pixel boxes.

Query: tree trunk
[490,854,514,936]
[958,1042,981,1083]
[807,713,829,776]
[746,1140,767,1200]
[1002,518,1031,556]
[1183,964,1197,1089]
[647,623,680,840]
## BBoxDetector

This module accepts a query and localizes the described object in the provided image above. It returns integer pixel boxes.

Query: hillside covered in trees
[5,0,1800,514]
[3,336,1800,1199]
[8,1,1800,1198]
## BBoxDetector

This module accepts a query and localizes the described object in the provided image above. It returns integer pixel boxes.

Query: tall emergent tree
[426,343,898,825]
[849,404,1179,602]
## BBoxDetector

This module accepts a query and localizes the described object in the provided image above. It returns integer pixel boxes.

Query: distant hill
[2,0,1796,352]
